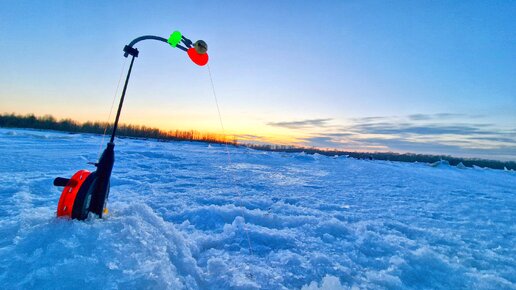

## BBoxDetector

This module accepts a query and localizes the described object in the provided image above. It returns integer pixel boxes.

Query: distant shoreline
[245,144,516,171]
[1,113,515,171]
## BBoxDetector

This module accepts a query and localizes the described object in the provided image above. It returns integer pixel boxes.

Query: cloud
[351,113,484,122]
[353,123,493,136]
[300,130,516,160]
[261,113,516,160]
[465,136,516,143]
[353,137,516,160]
[351,116,392,123]
[304,136,340,148]
[321,132,354,137]
[407,113,467,121]
[267,118,332,129]
[408,114,433,121]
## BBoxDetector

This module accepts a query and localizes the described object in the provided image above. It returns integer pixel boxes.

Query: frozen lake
[0,128,514,289]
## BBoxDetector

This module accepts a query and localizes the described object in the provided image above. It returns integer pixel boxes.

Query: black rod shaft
[110,54,136,143]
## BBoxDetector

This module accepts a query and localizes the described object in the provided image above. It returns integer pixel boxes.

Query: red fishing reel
[54,143,114,220]
[55,170,95,219]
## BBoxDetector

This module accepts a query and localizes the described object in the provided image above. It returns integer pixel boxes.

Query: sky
[1,1,515,160]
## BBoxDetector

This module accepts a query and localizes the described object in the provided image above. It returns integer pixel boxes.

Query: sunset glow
[0,1,514,160]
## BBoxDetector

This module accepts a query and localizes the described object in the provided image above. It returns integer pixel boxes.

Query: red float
[187,48,209,66]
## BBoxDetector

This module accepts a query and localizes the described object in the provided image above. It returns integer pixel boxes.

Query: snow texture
[0,128,514,289]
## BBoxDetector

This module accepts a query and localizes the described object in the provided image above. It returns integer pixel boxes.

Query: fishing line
[207,64,254,256]
[97,58,128,159]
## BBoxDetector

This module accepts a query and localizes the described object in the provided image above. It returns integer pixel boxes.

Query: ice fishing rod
[53,30,208,220]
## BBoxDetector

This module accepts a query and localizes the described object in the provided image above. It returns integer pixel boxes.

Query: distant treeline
[0,113,235,145]
[1,113,514,171]
[247,144,516,171]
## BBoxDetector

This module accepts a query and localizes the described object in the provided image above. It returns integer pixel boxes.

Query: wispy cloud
[407,113,471,121]
[261,113,516,161]
[267,118,332,129]
[354,137,516,160]
[353,123,493,136]
[350,116,391,123]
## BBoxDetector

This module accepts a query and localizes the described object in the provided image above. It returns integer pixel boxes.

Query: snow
[0,128,515,289]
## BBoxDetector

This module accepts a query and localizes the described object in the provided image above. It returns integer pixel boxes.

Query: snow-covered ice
[0,128,514,289]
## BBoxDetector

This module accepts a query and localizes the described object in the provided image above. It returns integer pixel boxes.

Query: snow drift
[0,128,514,289]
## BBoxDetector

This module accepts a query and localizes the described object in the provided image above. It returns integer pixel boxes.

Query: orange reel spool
[57,170,91,218]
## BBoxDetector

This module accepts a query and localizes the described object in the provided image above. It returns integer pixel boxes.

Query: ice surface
[0,128,515,289]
